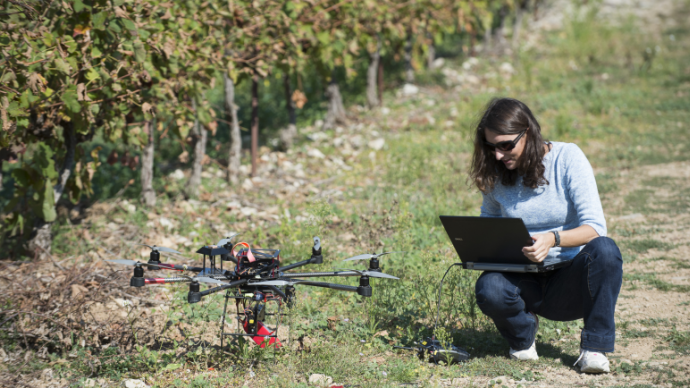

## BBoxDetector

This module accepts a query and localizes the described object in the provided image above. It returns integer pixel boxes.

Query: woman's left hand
[522,233,556,263]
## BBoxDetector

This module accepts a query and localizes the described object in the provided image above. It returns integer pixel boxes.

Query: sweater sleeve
[480,191,502,217]
[563,144,607,237]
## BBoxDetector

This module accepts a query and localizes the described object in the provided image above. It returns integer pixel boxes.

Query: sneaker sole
[580,364,610,374]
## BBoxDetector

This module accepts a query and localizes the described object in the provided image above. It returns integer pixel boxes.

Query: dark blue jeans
[475,237,623,353]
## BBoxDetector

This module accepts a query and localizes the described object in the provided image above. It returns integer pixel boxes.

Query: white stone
[159,217,174,230]
[499,62,515,75]
[239,207,258,216]
[432,57,445,69]
[308,374,333,386]
[169,169,185,180]
[368,138,385,151]
[381,107,390,115]
[122,379,150,388]
[401,83,419,96]
[226,201,241,209]
[307,148,326,159]
[242,178,254,191]
[462,57,479,70]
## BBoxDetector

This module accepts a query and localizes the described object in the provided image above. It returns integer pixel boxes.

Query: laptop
[439,216,573,273]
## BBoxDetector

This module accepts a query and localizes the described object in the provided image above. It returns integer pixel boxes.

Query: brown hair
[469,98,549,193]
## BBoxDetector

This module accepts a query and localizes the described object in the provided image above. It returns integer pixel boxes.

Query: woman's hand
[522,233,556,263]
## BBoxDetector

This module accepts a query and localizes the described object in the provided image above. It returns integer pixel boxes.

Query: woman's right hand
[522,233,555,263]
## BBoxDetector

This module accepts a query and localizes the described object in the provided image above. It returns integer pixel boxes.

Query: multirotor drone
[107,235,400,350]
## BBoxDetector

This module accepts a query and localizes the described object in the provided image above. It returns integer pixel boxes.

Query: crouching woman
[469,98,623,374]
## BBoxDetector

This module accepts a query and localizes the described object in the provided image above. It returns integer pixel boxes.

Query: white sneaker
[510,340,539,361]
[574,349,610,373]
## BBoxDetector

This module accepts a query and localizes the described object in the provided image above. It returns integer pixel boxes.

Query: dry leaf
[292,90,307,109]
[178,150,189,163]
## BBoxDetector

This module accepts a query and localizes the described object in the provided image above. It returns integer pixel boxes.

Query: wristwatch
[551,231,561,247]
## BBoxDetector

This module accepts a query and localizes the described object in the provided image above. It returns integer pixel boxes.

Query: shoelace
[573,351,585,366]
[573,350,603,366]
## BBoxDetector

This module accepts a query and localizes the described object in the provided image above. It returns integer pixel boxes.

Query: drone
[106,235,400,350]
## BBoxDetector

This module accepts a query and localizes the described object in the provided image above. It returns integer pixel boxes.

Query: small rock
[432,57,445,69]
[308,374,333,386]
[239,207,258,216]
[159,217,174,230]
[169,169,185,180]
[307,148,326,159]
[242,178,254,191]
[368,138,385,151]
[401,83,419,96]
[84,378,96,387]
[499,62,515,75]
[381,107,390,115]
[122,379,150,388]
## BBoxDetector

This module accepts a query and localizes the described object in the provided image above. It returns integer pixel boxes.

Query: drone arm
[198,279,248,298]
[154,263,205,272]
[144,277,190,285]
[281,271,359,278]
[279,257,319,272]
[295,281,359,293]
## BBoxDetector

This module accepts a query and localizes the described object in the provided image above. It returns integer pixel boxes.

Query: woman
[469,98,622,374]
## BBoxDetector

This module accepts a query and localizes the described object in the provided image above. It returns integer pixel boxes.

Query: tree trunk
[278,72,297,151]
[366,38,381,108]
[470,28,476,57]
[53,122,75,204]
[224,73,241,185]
[495,5,509,53]
[512,0,527,49]
[377,59,384,104]
[251,75,259,177]
[29,123,76,259]
[323,72,348,130]
[185,99,207,199]
[0,160,3,192]
[140,120,156,207]
[427,39,436,69]
[483,22,492,54]
[404,33,415,83]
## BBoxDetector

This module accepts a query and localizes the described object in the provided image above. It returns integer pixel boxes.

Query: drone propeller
[342,251,404,262]
[138,244,182,254]
[334,268,400,280]
[216,233,239,247]
[107,259,143,266]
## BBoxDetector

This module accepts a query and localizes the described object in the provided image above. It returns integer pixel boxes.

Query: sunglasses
[483,129,527,152]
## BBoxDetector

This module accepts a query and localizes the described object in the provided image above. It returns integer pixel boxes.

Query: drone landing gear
[219,289,285,354]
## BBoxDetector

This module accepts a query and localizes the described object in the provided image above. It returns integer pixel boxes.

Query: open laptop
[439,216,573,273]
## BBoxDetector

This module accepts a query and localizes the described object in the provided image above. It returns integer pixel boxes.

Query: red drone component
[242,319,281,348]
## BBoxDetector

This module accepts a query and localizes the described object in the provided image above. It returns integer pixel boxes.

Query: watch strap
[551,231,561,247]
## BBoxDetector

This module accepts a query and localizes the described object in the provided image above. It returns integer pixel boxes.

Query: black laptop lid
[440,216,534,264]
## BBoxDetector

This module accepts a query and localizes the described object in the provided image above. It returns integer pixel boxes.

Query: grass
[4,1,690,386]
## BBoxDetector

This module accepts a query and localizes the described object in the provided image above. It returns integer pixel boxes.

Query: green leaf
[54,57,72,74]
[62,87,81,113]
[92,12,107,30]
[40,181,57,222]
[133,41,146,63]
[120,19,136,32]
[35,143,58,180]
[163,363,182,371]
[85,68,100,82]
[73,0,87,12]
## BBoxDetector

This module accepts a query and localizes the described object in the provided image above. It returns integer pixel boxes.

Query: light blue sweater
[480,142,606,261]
